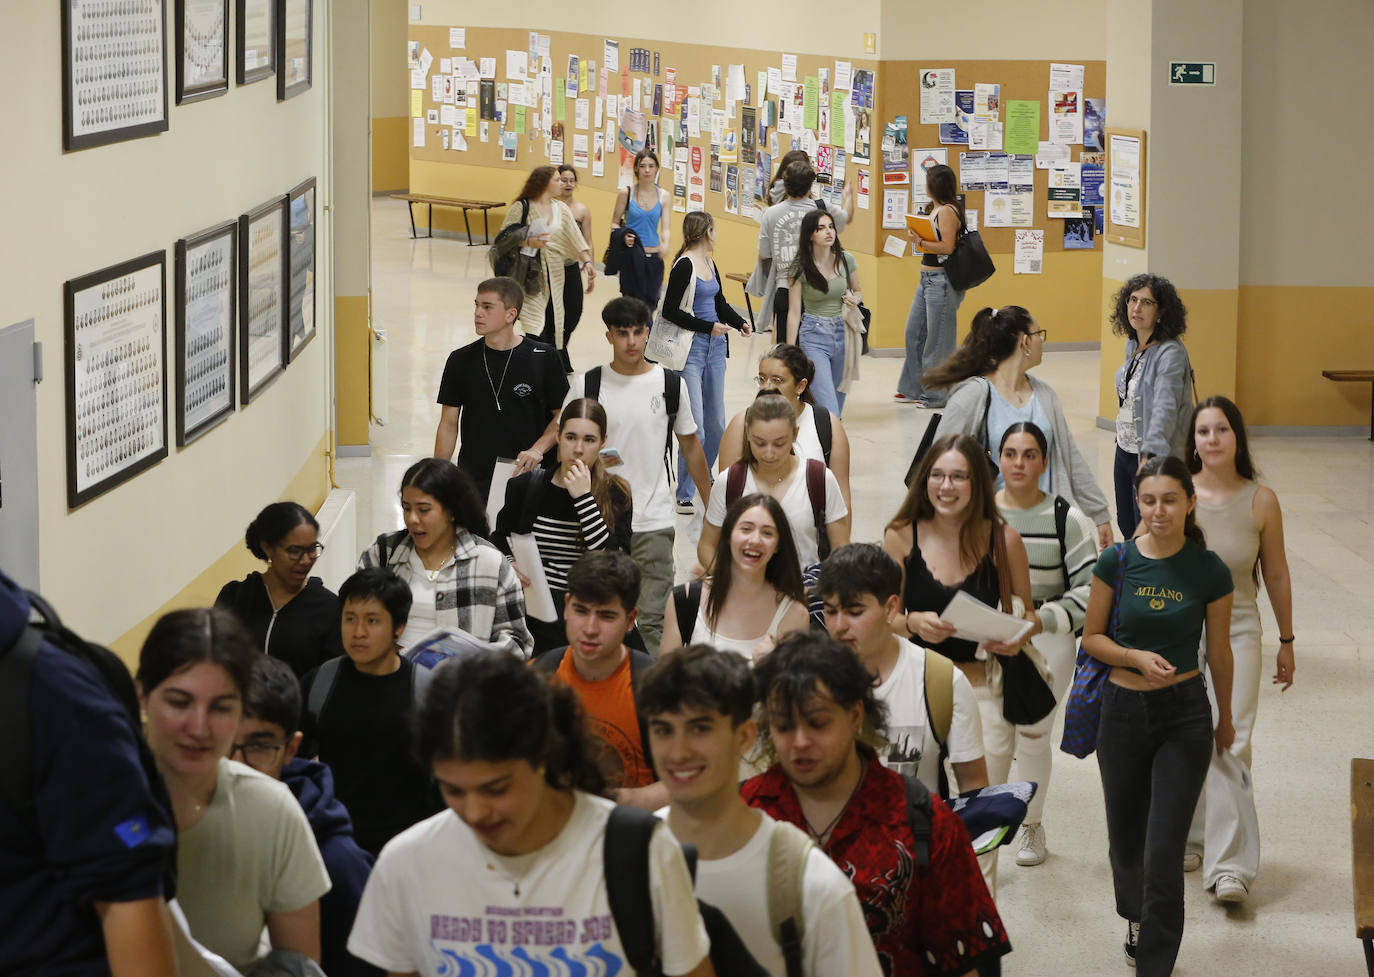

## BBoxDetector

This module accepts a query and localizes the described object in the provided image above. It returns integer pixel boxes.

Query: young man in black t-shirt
[434,276,570,501]
[300,569,441,857]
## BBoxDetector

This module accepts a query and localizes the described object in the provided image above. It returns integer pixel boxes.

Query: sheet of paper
[439,57,451,75]
[506,50,526,80]
[803,76,819,129]
[1009,154,1035,188]
[835,60,852,92]
[1036,141,1071,169]
[411,68,426,90]
[507,533,558,622]
[485,460,517,530]
[1049,89,1083,145]
[969,121,1003,151]
[882,234,908,257]
[418,48,433,75]
[1004,99,1040,155]
[603,38,619,72]
[440,104,455,127]
[982,152,1010,186]
[727,63,746,104]
[1047,162,1083,217]
[984,188,1012,227]
[882,188,908,228]
[1049,62,1085,91]
[449,27,464,49]
[575,98,589,129]
[1014,229,1044,274]
[919,68,956,123]
[412,117,425,147]
[939,591,1034,645]
[479,57,495,79]
[781,54,797,82]
[965,208,978,231]
[973,83,1000,122]
[410,90,423,116]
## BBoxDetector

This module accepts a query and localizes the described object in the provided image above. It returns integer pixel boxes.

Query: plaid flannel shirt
[359,529,534,659]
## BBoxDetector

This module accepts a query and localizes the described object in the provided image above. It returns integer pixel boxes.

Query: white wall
[0,5,332,641]
[880,0,1105,60]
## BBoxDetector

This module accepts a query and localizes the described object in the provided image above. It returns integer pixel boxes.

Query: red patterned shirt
[742,748,1010,977]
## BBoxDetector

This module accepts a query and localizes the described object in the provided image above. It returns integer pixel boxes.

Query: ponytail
[740,394,798,467]
[923,305,1034,391]
[1135,455,1207,549]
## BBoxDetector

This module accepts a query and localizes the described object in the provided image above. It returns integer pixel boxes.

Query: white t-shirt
[566,365,697,533]
[875,638,985,794]
[705,463,847,566]
[794,404,825,465]
[348,791,710,977]
[682,812,883,977]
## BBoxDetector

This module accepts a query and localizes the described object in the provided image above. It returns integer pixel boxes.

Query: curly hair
[1110,273,1188,341]
[514,165,558,204]
[753,630,890,753]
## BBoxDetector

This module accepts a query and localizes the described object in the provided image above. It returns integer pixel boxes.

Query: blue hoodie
[0,570,176,977]
[281,757,382,977]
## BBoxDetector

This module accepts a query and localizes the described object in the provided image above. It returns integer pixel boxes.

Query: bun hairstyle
[759,344,817,406]
[136,607,258,697]
[923,305,1034,391]
[245,501,318,560]
[1135,455,1207,548]
[740,393,798,467]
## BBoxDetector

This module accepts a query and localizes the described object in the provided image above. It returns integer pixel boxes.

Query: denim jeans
[1097,676,1213,977]
[1114,446,1141,539]
[896,269,964,405]
[798,312,847,417]
[676,331,727,502]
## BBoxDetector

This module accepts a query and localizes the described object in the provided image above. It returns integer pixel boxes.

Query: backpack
[370,528,408,568]
[605,805,805,977]
[584,365,681,482]
[305,655,435,730]
[0,591,177,896]
[487,198,544,294]
[921,650,956,799]
[811,405,833,467]
[725,458,831,560]
[671,580,704,644]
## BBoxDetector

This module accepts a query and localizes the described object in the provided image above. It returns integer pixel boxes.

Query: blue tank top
[692,273,720,321]
[625,192,662,247]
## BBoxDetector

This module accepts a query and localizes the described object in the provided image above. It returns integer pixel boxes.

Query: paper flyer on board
[973,83,1000,122]
[1014,229,1044,274]
[882,188,908,228]
[940,90,974,145]
[1050,89,1083,144]
[919,68,956,123]
[1047,163,1083,217]
[1003,99,1039,155]
[1083,97,1106,150]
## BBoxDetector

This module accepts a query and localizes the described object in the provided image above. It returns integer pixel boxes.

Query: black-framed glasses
[229,740,285,764]
[283,542,325,561]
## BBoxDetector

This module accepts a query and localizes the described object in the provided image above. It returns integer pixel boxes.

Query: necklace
[484,858,533,897]
[484,344,516,411]
[801,759,867,845]
[421,545,457,581]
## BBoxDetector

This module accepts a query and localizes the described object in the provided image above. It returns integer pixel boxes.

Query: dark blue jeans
[1113,446,1141,539]
[1097,676,1213,977]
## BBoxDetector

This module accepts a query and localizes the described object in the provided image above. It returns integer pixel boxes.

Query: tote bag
[645,257,698,371]
[1059,542,1126,758]
[944,226,996,292]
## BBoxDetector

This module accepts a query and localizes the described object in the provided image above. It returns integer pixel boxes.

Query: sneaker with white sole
[1015,823,1047,866]
[675,499,695,515]
[1183,848,1202,872]
[1214,875,1248,905]
[1123,920,1139,967]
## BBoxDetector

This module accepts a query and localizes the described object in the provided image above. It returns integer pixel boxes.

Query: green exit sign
[1169,62,1216,85]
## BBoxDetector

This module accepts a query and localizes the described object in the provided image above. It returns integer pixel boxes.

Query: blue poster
[1063,212,1095,249]
[1084,97,1106,151]
[940,90,974,145]
[1081,163,1105,207]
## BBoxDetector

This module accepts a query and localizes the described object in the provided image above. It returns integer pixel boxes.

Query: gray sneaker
[1124,920,1139,967]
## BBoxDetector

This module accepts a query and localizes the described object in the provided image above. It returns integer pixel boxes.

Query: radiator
[314,489,358,592]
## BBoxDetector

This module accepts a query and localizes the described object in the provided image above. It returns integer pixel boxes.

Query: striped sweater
[999,494,1097,635]
[494,475,632,595]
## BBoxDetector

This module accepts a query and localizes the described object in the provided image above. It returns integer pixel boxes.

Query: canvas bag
[1059,542,1127,758]
[645,256,697,371]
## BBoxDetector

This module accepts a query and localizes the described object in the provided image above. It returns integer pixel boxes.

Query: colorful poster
[882,188,908,228]
[741,107,756,163]
[1083,97,1106,151]
[852,107,871,163]
[1050,90,1083,144]
[881,115,909,181]
[1014,229,1044,273]
[1004,100,1040,155]
[830,90,847,147]
[1081,161,1105,208]
[1047,163,1083,217]
[940,90,974,145]
[973,83,1000,122]
[1063,212,1095,249]
[592,132,605,176]
[724,163,739,214]
[755,151,771,202]
[686,146,706,211]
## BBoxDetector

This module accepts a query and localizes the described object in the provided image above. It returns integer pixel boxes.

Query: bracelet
[1278,635,1295,644]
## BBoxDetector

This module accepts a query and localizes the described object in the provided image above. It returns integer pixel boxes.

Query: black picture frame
[176,0,230,104]
[63,250,169,509]
[275,0,312,100]
[285,177,317,362]
[175,220,237,445]
[62,0,170,152]
[236,0,275,85]
[238,195,288,404]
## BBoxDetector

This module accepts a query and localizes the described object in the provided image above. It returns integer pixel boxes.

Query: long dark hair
[515,165,558,203]
[1135,455,1206,548]
[771,148,809,187]
[753,630,890,751]
[136,607,258,697]
[999,420,1048,456]
[923,305,1033,391]
[631,148,660,180]
[922,164,964,225]
[558,398,631,529]
[791,208,846,292]
[400,458,491,539]
[244,501,318,560]
[414,651,608,795]
[1110,273,1187,341]
[1186,395,1257,480]
[759,344,817,407]
[706,494,807,627]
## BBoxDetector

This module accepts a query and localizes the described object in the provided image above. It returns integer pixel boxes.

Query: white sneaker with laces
[1015,823,1047,866]
[1214,875,1248,905]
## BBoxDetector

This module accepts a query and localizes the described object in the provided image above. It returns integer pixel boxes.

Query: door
[0,320,40,589]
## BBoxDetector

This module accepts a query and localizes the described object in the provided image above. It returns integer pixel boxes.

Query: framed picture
[63,250,168,509]
[285,177,316,362]
[176,0,229,103]
[236,0,274,85]
[175,221,236,444]
[62,0,170,151]
[238,195,287,404]
[276,0,312,100]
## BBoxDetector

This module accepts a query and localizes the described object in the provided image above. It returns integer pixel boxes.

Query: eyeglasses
[928,470,972,485]
[1127,296,1157,308]
[229,740,285,764]
[283,542,325,562]
[1029,328,1048,341]
[753,374,790,387]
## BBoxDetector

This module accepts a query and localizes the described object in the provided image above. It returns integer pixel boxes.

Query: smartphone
[599,447,624,468]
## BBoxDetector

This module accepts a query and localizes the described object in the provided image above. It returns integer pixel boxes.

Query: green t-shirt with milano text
[1092,538,1233,673]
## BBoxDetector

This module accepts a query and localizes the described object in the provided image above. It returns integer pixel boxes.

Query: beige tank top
[1195,481,1261,632]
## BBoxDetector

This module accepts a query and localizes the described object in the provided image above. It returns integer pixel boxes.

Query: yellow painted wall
[373,116,411,192]
[336,295,372,445]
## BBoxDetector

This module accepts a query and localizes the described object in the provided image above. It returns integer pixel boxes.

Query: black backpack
[584,365,681,481]
[0,591,177,896]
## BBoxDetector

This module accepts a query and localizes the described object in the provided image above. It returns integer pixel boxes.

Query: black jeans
[1113,446,1141,539]
[540,261,583,373]
[1097,676,1213,977]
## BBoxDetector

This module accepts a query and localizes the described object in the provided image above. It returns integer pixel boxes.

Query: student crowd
[2,154,1296,977]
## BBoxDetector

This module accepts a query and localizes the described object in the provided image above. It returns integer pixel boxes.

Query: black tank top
[903,544,1000,663]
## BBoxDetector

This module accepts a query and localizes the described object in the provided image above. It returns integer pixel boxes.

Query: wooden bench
[1354,758,1374,974]
[389,193,503,244]
[1322,370,1374,441]
[725,272,756,329]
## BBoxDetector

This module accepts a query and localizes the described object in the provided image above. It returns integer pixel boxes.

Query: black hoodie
[215,572,344,679]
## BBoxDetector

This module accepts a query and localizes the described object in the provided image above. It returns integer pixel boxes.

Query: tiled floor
[339,197,1373,975]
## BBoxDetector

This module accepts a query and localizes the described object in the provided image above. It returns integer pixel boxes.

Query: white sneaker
[1214,875,1248,905]
[1015,823,1047,866]
[1183,848,1202,872]
[675,499,695,515]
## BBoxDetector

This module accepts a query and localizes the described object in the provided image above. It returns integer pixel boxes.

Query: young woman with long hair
[717,343,852,520]
[494,398,633,652]
[610,149,672,306]
[1184,395,1294,905]
[993,422,1099,867]
[498,164,594,346]
[662,493,810,660]
[785,208,862,417]
[883,433,1040,895]
[895,163,966,408]
[661,211,749,512]
[137,608,330,974]
[346,651,713,976]
[924,304,1114,549]
[358,458,533,657]
[1082,455,1234,973]
[550,164,595,372]
[700,394,849,570]
[1109,272,1195,538]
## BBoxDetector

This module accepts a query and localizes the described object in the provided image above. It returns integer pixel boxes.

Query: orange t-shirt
[554,650,654,789]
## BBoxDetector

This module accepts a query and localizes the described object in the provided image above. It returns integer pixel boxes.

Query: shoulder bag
[942,210,996,292]
[645,257,696,371]
[1059,542,1127,758]
[487,199,544,295]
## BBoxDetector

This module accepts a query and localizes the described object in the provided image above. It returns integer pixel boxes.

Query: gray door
[0,320,40,589]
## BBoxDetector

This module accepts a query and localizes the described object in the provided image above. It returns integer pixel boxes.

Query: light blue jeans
[897,269,965,406]
[799,312,847,417]
[675,331,727,502]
